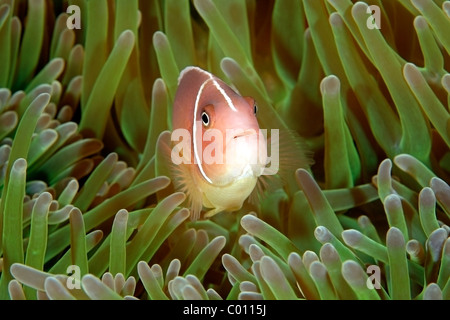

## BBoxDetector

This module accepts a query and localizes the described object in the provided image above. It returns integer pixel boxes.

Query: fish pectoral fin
[158,130,204,221]
[272,129,313,182]
[172,163,204,221]
[248,174,282,206]
[189,194,203,221]
[256,129,313,197]
[155,131,174,179]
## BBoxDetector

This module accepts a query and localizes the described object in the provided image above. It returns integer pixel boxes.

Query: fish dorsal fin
[178,66,213,85]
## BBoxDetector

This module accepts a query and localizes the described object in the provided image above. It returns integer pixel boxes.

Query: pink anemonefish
[164,66,311,220]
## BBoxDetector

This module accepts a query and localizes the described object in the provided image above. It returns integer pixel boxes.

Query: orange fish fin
[173,164,203,221]
[276,129,313,179]
[155,131,176,201]
[171,162,204,221]
[156,130,204,221]
[263,129,313,195]
[155,131,174,178]
[248,130,313,206]
[248,173,281,206]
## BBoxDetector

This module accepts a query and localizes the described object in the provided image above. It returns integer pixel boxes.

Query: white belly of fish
[201,175,257,213]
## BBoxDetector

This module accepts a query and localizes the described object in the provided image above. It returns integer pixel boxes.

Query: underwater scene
[0,0,449,301]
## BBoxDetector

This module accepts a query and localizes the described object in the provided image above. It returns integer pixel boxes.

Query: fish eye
[201,112,210,126]
[253,104,258,116]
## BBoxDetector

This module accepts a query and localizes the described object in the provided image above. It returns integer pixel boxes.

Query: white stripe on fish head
[193,78,213,184]
[211,79,237,112]
[192,69,239,185]
[181,66,238,113]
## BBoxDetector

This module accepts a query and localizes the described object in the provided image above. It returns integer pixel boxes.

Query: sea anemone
[0,0,449,300]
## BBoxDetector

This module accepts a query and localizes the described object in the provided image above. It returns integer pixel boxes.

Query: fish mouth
[232,129,257,140]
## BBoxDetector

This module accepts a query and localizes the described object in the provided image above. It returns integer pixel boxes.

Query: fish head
[173,67,267,186]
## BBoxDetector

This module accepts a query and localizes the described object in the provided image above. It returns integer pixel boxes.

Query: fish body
[168,66,311,220]
[170,66,267,219]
